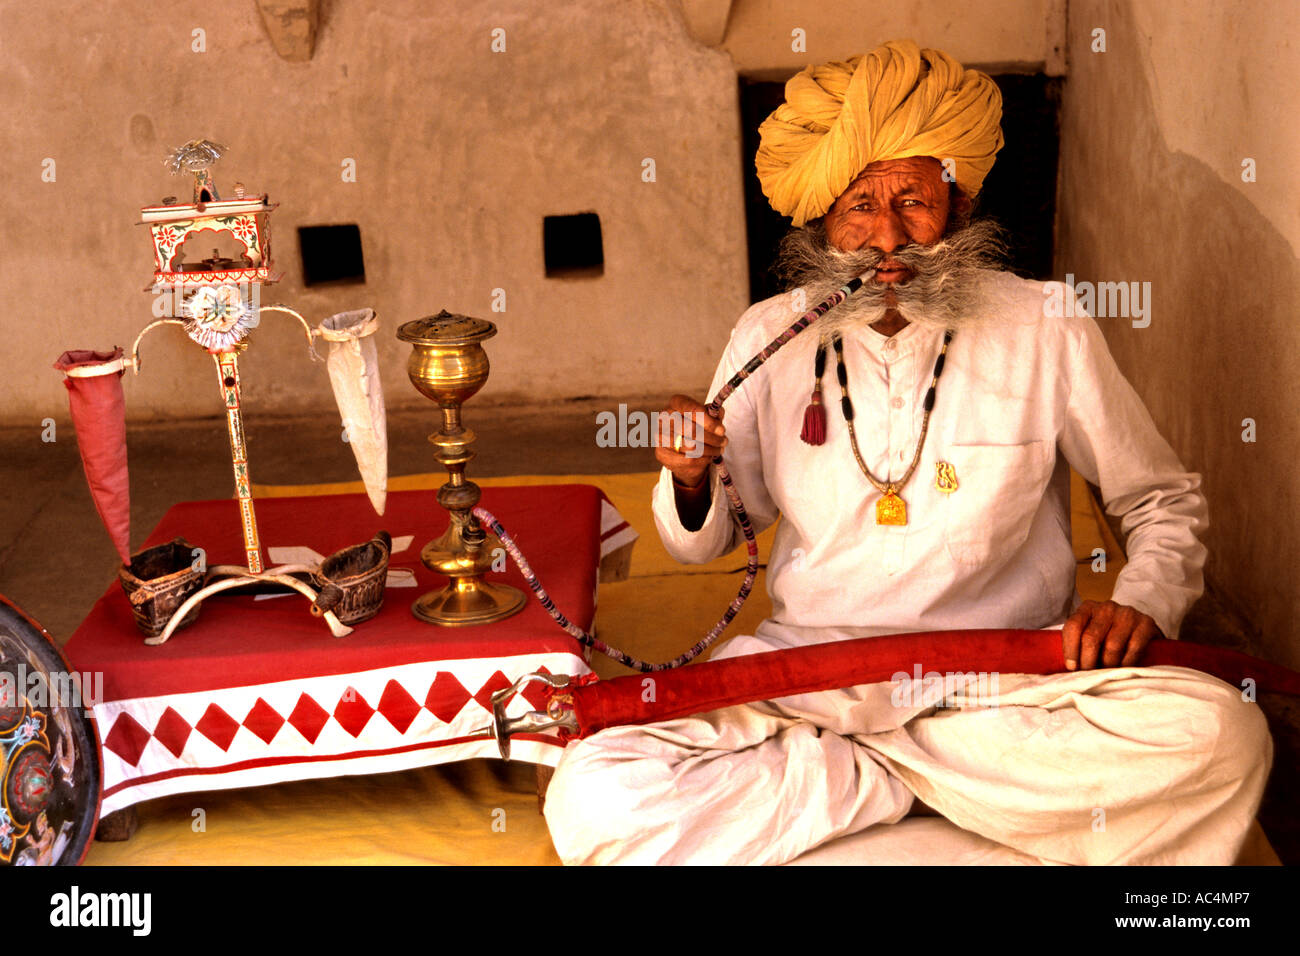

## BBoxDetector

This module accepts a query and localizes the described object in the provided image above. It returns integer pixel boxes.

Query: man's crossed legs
[543,643,1272,865]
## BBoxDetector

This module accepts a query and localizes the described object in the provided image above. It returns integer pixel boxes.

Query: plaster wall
[0,0,748,424]
[719,0,1055,76]
[3,0,1071,431]
[1056,0,1299,666]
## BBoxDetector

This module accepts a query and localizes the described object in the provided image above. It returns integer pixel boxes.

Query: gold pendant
[935,461,959,494]
[876,491,907,525]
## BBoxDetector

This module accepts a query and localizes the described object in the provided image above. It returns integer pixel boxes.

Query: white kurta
[655,271,1206,645]
[543,272,1272,865]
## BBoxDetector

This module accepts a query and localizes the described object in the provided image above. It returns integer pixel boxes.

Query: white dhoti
[543,636,1272,865]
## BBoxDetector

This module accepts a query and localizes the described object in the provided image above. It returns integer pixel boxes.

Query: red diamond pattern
[473,671,513,714]
[243,698,285,745]
[152,707,193,758]
[333,686,374,738]
[376,680,420,734]
[195,704,240,752]
[288,694,330,744]
[104,712,151,767]
[424,672,471,724]
[102,666,573,771]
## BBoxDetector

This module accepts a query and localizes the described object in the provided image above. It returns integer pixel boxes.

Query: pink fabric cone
[54,348,131,562]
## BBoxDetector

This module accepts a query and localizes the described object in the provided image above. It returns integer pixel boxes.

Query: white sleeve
[1058,315,1209,639]
[651,323,781,565]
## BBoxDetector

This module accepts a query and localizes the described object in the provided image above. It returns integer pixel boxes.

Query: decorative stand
[58,140,388,645]
[397,311,525,626]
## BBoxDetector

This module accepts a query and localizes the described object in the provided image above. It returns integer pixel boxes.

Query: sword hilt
[470,671,579,760]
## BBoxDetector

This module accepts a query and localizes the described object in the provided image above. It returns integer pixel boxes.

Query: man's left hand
[1061,600,1164,670]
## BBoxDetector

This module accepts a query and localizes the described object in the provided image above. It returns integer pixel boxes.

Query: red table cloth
[65,484,611,816]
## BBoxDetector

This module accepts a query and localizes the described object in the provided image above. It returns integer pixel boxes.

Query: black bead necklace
[830,329,954,525]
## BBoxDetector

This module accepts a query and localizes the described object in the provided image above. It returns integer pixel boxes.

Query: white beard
[774,219,1010,334]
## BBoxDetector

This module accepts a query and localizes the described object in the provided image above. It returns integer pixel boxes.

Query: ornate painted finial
[165,139,227,203]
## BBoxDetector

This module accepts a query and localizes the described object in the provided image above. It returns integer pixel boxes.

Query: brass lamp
[396,310,526,626]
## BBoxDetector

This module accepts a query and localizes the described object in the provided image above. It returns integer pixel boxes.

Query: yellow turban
[755,40,1004,226]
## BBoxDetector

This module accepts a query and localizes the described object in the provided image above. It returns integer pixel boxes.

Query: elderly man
[542,40,1272,865]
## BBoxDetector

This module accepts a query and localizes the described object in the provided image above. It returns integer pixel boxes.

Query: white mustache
[775,219,1009,331]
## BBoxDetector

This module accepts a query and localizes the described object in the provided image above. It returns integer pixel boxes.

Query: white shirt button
[891,397,904,409]
[883,339,898,353]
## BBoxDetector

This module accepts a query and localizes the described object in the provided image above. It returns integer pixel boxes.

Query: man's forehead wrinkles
[843,173,940,195]
[850,157,939,177]
[850,175,926,187]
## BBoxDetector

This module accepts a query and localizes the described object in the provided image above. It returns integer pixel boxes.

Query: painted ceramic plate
[0,596,102,865]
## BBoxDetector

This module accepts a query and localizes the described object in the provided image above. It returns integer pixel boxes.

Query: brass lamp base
[411,580,526,627]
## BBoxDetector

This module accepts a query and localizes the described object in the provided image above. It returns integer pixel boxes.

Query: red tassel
[800,394,826,445]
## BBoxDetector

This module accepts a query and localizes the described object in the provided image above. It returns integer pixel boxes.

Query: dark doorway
[739,73,1061,304]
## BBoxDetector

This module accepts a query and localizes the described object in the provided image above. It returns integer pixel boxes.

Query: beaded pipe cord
[473,275,868,672]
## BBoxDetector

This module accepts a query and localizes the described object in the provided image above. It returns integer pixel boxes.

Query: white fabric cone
[318,309,388,515]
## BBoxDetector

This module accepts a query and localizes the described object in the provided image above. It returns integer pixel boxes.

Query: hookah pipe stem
[212,351,264,573]
[473,274,870,673]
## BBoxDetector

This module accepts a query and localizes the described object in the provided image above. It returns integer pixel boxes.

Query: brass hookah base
[399,310,525,627]
[413,482,525,627]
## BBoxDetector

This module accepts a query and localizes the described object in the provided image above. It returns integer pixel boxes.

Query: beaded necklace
[828,329,954,525]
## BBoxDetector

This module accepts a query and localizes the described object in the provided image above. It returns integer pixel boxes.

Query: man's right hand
[655,395,727,487]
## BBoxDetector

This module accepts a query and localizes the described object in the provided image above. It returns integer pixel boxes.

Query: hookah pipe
[473,274,869,673]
